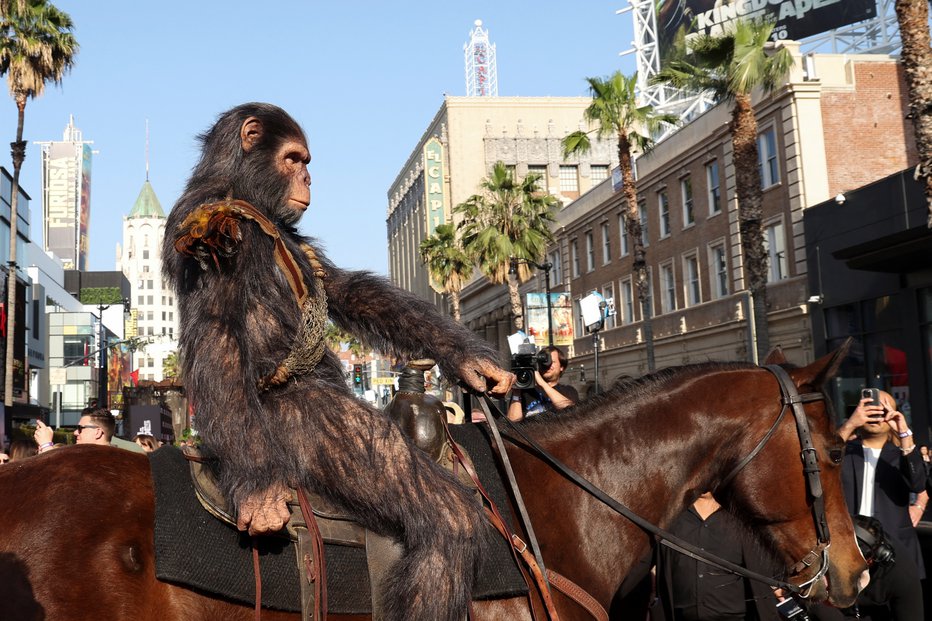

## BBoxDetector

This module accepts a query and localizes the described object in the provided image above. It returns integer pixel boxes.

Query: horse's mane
[519,359,757,431]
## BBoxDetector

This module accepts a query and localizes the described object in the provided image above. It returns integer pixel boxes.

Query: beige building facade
[386,96,617,313]
[460,48,917,393]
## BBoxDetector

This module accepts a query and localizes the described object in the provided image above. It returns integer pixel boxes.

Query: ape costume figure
[163,103,514,621]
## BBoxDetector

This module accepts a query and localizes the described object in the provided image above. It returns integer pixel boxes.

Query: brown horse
[0,347,866,621]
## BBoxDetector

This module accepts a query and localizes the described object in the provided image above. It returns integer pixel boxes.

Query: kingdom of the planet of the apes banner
[657,0,877,55]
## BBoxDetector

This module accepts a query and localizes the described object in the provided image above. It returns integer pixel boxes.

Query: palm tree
[0,0,77,407]
[419,223,473,322]
[162,351,180,380]
[894,0,932,228]
[562,71,677,371]
[324,322,367,358]
[455,162,558,331]
[652,19,792,361]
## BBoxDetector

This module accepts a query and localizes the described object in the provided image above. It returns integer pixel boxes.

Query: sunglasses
[75,424,100,432]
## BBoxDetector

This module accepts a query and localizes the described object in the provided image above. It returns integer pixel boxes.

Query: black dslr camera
[510,342,552,390]
[853,515,895,567]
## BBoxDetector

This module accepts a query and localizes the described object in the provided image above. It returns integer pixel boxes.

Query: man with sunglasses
[73,408,116,446]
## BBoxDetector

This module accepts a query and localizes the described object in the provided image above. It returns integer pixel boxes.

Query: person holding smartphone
[831,389,926,619]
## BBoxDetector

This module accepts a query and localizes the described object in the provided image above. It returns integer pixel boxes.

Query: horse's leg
[271,387,485,621]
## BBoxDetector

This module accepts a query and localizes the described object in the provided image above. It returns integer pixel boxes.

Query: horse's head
[723,341,867,607]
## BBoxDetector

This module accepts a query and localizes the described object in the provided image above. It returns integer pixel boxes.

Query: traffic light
[352,364,363,385]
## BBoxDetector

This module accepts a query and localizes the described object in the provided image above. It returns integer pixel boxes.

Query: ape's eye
[829,449,843,465]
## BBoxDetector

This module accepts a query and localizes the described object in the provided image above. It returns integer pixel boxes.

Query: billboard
[657,0,877,54]
[526,292,575,347]
[78,144,92,271]
[44,143,79,269]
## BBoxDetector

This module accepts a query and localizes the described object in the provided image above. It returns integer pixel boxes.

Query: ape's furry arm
[318,251,511,393]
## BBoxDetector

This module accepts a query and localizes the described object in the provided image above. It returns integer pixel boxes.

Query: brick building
[460,46,918,396]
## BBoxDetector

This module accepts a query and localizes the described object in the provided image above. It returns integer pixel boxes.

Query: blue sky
[9,1,635,274]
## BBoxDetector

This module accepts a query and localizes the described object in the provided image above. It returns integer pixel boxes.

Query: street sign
[50,368,67,386]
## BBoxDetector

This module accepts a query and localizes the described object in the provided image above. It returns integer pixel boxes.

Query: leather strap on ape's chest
[174,199,330,390]
[174,199,326,304]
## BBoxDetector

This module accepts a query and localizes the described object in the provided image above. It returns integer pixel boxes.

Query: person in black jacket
[826,389,926,620]
[656,492,781,621]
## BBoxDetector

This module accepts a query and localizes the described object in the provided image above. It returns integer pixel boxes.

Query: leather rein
[479,363,833,603]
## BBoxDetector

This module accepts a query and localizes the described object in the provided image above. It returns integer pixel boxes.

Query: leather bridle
[716,364,832,596]
[481,363,836,598]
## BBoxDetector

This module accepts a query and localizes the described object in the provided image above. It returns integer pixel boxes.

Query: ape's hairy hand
[236,482,292,536]
[457,358,515,396]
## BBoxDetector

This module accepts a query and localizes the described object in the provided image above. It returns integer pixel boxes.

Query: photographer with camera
[507,345,578,421]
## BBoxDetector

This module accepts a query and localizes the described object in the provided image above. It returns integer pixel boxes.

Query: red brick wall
[822,61,918,195]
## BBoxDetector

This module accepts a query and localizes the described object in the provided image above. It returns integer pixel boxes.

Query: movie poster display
[657,0,877,55]
[526,293,575,347]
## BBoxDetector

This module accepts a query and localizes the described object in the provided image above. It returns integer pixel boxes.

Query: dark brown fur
[161,103,502,621]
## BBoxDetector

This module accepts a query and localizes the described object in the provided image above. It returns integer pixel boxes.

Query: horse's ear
[763,346,787,365]
[794,337,853,388]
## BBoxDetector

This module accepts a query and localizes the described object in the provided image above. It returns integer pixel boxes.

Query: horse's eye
[829,449,843,465]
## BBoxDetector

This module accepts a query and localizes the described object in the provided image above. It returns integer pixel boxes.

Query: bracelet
[38,442,53,449]
[898,429,913,438]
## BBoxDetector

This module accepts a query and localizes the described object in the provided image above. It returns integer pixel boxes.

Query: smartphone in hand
[861,388,885,419]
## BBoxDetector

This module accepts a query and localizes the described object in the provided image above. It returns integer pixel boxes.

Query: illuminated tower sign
[464,19,498,97]
[37,116,94,270]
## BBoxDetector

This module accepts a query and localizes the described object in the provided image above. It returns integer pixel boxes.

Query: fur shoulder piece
[173,199,327,306]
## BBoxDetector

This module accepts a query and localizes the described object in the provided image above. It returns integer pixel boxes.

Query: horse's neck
[535,394,742,520]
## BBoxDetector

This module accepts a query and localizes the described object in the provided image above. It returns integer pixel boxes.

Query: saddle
[182,416,481,621]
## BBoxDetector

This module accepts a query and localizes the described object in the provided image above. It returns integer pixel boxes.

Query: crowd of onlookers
[0,406,169,464]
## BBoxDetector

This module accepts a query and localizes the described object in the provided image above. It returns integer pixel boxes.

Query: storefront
[805,168,932,440]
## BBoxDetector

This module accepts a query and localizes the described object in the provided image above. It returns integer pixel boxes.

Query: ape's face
[276,138,311,216]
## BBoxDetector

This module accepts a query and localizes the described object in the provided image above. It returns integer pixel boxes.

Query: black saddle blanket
[151,423,527,613]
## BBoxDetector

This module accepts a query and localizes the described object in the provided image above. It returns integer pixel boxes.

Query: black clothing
[840,440,926,579]
[806,535,924,620]
[518,382,578,417]
[657,506,780,621]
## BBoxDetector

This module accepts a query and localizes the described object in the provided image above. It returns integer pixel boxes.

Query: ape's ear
[240,117,264,152]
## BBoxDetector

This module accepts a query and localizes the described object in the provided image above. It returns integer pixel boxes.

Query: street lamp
[509,258,554,347]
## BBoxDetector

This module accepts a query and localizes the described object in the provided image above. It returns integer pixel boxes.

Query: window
[590,165,609,184]
[143,250,150,260]
[63,336,91,366]
[681,177,694,226]
[758,127,779,188]
[618,214,629,257]
[707,160,722,214]
[764,220,788,282]
[559,165,579,194]
[528,165,548,191]
[146,311,154,321]
[571,240,580,278]
[684,254,700,306]
[549,249,563,286]
[601,222,611,264]
[585,231,595,272]
[710,243,729,298]
[602,282,616,329]
[661,262,676,314]
[638,201,649,246]
[147,295,153,304]
[620,279,635,324]
[138,295,144,306]
[658,191,670,238]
